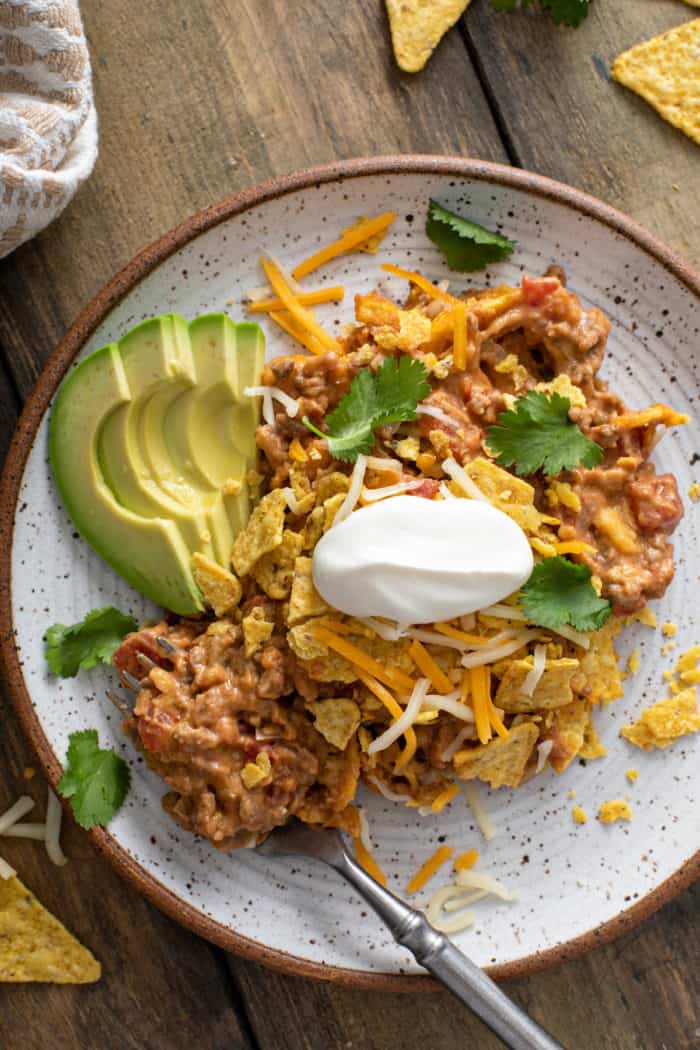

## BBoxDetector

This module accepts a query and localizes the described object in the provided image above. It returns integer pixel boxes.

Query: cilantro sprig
[493,0,591,27]
[426,201,515,272]
[45,606,137,678]
[58,730,131,829]
[520,557,611,632]
[303,356,430,462]
[486,390,602,476]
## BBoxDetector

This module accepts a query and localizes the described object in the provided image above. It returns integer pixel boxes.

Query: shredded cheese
[481,605,592,650]
[244,385,299,418]
[440,724,475,762]
[416,403,457,427]
[453,849,479,871]
[423,693,475,724]
[405,845,454,893]
[365,455,403,473]
[366,774,412,803]
[461,630,541,669]
[535,739,554,774]
[282,487,303,514]
[367,679,429,756]
[268,309,326,355]
[0,855,15,880]
[463,781,496,841]
[452,301,468,371]
[442,457,490,503]
[333,454,367,525]
[425,885,476,933]
[522,643,547,698]
[361,479,423,503]
[261,257,339,352]
[433,623,492,647]
[1,822,46,840]
[293,212,396,280]
[358,673,417,772]
[430,784,461,813]
[246,285,344,313]
[409,639,454,694]
[470,666,492,745]
[353,836,387,886]
[45,788,67,867]
[0,795,34,834]
[358,617,406,642]
[312,623,415,693]
[380,263,458,305]
[553,540,595,555]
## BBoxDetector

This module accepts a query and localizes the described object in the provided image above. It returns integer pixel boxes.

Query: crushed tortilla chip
[242,606,275,657]
[252,529,304,599]
[621,687,700,750]
[0,876,100,983]
[453,722,538,789]
[688,481,700,502]
[241,751,272,789]
[288,556,332,625]
[463,458,550,535]
[626,769,638,783]
[549,700,589,773]
[598,799,632,824]
[308,698,362,750]
[572,805,588,825]
[579,715,608,760]
[315,472,350,505]
[495,657,578,713]
[323,492,349,531]
[191,552,242,616]
[574,622,623,705]
[535,373,586,410]
[302,506,325,551]
[374,309,431,352]
[612,20,700,146]
[384,0,472,73]
[231,488,287,577]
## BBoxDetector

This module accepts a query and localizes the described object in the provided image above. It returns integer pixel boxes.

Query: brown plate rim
[1,155,699,991]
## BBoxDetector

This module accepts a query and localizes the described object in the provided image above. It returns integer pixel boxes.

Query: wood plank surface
[463,0,700,265]
[0,0,698,1048]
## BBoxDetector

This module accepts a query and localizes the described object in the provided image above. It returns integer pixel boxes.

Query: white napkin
[0,0,97,260]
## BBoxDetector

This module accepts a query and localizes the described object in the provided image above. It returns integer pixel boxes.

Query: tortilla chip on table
[385,0,472,73]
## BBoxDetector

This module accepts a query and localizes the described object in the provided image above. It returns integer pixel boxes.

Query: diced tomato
[521,275,560,307]
[410,478,440,499]
[137,708,177,752]
[113,628,168,679]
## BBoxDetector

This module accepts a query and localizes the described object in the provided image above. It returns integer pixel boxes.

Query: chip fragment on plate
[0,876,100,983]
[385,0,472,73]
[611,19,700,145]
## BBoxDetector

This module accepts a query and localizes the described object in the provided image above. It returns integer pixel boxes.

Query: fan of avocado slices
[50,313,265,615]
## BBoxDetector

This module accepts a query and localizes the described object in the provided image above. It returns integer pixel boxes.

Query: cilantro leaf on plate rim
[426,200,515,273]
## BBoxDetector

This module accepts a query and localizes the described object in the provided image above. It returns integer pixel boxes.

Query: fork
[257,821,564,1050]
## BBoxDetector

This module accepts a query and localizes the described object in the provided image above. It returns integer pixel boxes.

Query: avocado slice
[50,313,264,615]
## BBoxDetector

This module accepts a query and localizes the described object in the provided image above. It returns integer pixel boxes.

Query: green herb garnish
[492,0,591,28]
[486,390,602,476]
[58,730,131,829]
[45,606,137,678]
[426,200,515,272]
[520,557,611,632]
[303,356,430,463]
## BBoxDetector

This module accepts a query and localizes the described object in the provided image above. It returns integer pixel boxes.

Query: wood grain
[463,0,700,266]
[229,883,700,1049]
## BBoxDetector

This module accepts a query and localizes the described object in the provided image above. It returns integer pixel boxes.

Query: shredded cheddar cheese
[430,783,461,812]
[434,623,491,647]
[311,624,415,693]
[358,672,417,773]
[261,257,339,352]
[610,404,689,430]
[470,665,492,745]
[409,639,454,695]
[293,212,396,280]
[268,309,326,356]
[405,845,454,894]
[554,540,596,556]
[381,262,459,305]
[453,849,479,871]
[247,285,344,313]
[452,301,468,371]
[353,836,387,886]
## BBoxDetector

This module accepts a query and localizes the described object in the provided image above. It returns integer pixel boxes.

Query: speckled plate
[2,158,699,988]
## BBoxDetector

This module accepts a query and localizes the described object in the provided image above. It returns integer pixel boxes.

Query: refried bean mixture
[115,268,686,850]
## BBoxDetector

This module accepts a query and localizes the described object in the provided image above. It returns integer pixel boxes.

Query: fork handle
[334,846,564,1050]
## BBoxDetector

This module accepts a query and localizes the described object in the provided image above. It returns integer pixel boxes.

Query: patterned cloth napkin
[0,0,97,259]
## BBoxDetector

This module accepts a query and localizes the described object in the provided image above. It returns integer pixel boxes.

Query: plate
[2,157,699,988]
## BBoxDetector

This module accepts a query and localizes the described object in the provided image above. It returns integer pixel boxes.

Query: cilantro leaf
[486,390,602,476]
[45,606,137,678]
[520,557,612,632]
[303,356,430,462]
[493,0,590,26]
[426,200,515,272]
[58,729,131,829]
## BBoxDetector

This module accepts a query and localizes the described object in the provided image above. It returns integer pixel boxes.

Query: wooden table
[0,1,698,1046]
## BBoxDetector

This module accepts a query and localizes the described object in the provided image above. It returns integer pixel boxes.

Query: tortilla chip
[579,715,608,760]
[288,619,334,661]
[252,529,304,599]
[0,876,100,983]
[385,0,471,73]
[302,506,325,551]
[495,657,579,713]
[374,309,431,352]
[612,20,700,145]
[315,471,350,505]
[242,606,274,657]
[574,622,623,705]
[308,698,361,750]
[463,458,548,534]
[289,467,316,515]
[241,751,272,789]
[288,557,332,625]
[598,799,632,824]
[453,722,538,789]
[191,553,242,617]
[323,492,348,531]
[535,373,586,409]
[621,687,700,750]
[231,488,287,578]
[549,699,589,773]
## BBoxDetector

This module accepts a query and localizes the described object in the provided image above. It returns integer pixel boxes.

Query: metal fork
[257,821,564,1050]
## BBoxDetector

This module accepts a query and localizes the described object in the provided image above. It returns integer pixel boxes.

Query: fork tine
[106,689,132,714]
[120,670,143,692]
[136,651,158,671]
[156,636,178,655]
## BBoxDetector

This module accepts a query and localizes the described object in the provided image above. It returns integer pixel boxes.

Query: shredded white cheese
[1,822,46,840]
[366,775,411,803]
[426,867,516,934]
[361,479,423,502]
[244,385,299,421]
[481,604,591,649]
[282,487,303,514]
[442,457,490,503]
[0,855,15,880]
[366,456,402,473]
[438,481,455,500]
[368,679,429,755]
[0,795,34,835]
[440,725,476,762]
[358,617,406,641]
[417,403,455,426]
[333,454,368,525]
[463,782,496,842]
[522,643,547,698]
[423,694,475,723]
[45,789,67,867]
[535,739,554,774]
[357,808,373,852]
[461,630,541,669]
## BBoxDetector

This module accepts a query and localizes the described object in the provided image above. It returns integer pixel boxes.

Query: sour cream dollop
[312,496,533,624]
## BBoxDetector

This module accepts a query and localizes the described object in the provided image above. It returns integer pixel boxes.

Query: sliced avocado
[49,313,264,615]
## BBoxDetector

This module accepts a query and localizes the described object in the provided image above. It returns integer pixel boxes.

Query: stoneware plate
[2,158,699,989]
